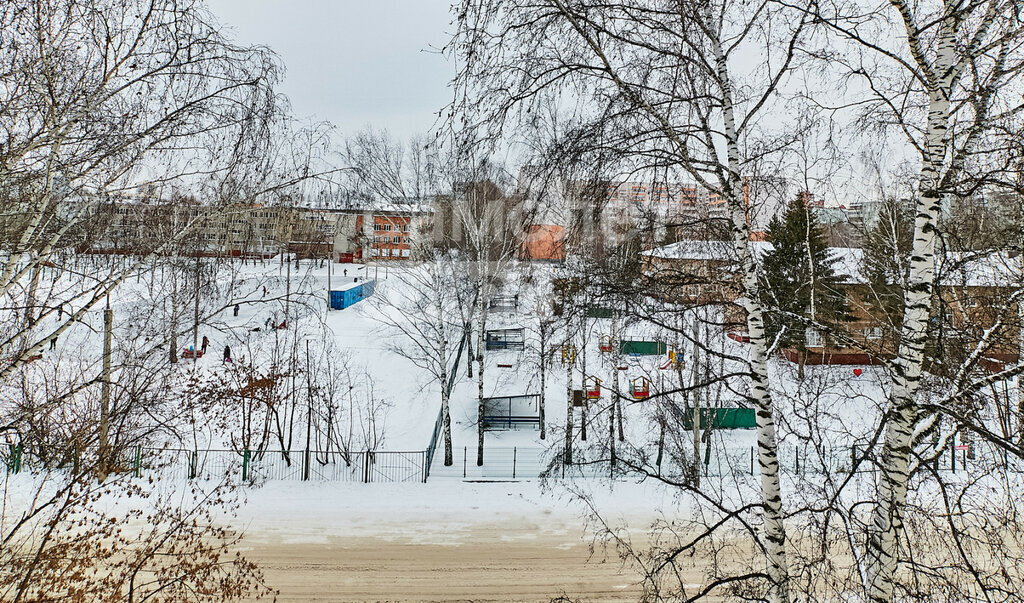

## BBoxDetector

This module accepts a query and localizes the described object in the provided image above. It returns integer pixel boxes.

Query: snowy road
[228,480,677,602]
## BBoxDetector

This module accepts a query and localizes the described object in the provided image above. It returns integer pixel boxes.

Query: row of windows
[370,248,410,257]
[372,223,410,232]
[805,327,883,348]
[373,236,409,244]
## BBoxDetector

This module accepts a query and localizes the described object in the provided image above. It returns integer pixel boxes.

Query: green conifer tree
[761,194,852,374]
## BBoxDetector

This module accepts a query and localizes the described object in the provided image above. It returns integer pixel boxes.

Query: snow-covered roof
[644,240,1021,288]
[642,239,741,261]
[938,251,1022,288]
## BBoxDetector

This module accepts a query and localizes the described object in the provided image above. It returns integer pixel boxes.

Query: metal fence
[425,442,1024,481]
[8,441,1020,484]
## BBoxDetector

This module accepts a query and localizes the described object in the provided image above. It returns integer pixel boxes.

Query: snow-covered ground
[5,255,990,483]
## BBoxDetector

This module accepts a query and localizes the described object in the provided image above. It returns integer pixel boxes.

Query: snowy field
[5,255,1023,602]
[3,254,1005,483]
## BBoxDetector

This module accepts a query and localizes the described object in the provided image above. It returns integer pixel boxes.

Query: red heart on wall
[853,368,863,377]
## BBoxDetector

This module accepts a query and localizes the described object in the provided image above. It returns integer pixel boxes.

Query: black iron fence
[7,440,1017,484]
[425,442,1024,481]
[3,444,426,484]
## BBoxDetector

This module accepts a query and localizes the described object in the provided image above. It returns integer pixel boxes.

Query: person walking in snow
[223,345,231,363]
[201,335,209,355]
[233,303,240,317]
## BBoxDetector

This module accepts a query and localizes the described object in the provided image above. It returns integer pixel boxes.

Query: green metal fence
[682,408,757,430]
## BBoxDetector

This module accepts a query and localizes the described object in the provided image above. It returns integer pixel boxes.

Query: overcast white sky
[206,0,454,141]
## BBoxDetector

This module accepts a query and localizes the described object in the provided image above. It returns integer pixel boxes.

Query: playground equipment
[560,345,577,364]
[482,394,541,430]
[585,376,602,399]
[631,376,651,400]
[620,340,668,356]
[488,295,519,313]
[659,349,685,370]
[599,336,614,352]
[8,354,44,364]
[485,328,525,351]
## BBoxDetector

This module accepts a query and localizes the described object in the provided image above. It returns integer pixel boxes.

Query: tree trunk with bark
[865,24,954,600]
[715,36,790,602]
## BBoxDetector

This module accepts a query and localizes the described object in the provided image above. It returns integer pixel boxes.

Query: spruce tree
[761,194,852,372]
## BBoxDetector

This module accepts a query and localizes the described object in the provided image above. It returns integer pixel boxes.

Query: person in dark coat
[233,303,240,317]
[223,345,231,363]
[201,335,209,354]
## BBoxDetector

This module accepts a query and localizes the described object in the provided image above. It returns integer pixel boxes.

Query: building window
[401,249,410,257]
[805,328,823,347]
[383,224,392,231]
[373,223,381,231]
[864,327,882,340]
[371,248,379,257]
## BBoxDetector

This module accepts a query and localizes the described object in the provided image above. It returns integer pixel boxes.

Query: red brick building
[357,214,413,260]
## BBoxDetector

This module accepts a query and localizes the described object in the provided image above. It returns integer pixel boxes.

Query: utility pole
[99,302,113,481]
[285,248,291,325]
[692,312,702,487]
[610,312,618,466]
[580,311,588,442]
[192,254,200,359]
[304,339,312,481]
[170,260,178,364]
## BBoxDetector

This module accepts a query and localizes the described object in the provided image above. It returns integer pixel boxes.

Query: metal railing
[3,444,427,484]
[424,441,1024,481]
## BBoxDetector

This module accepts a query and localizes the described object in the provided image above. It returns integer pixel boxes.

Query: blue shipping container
[329,279,375,310]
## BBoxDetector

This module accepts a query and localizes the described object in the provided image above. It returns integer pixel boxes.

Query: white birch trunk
[1018,199,1024,446]
[565,341,574,464]
[475,270,487,466]
[539,320,548,440]
[714,37,790,603]
[864,23,954,599]
[438,287,453,466]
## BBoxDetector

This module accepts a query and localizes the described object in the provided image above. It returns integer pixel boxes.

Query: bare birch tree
[373,252,467,466]
[808,0,1024,598]
[450,1,815,597]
